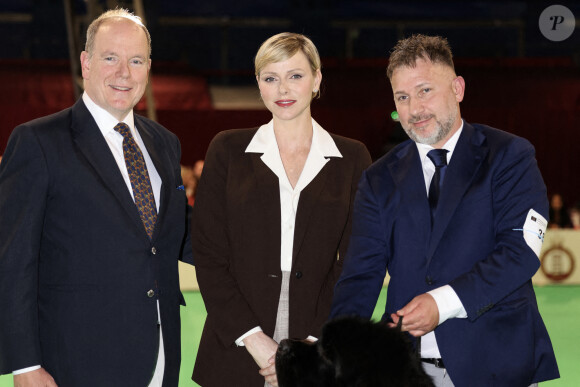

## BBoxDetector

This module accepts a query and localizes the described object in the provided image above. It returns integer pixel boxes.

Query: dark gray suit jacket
[0,99,192,386]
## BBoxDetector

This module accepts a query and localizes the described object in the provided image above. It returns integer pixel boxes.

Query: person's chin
[108,100,135,115]
[407,128,437,145]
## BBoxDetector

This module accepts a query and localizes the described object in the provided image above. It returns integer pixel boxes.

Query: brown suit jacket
[191,127,371,386]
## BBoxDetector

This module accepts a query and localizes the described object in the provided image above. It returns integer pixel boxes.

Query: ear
[452,75,465,103]
[314,69,322,92]
[146,58,152,84]
[80,51,90,80]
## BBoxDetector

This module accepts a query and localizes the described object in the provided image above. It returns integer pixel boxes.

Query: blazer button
[151,247,157,255]
[425,276,433,285]
[147,289,155,298]
[295,271,303,279]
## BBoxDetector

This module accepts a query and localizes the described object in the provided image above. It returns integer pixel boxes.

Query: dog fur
[276,317,434,387]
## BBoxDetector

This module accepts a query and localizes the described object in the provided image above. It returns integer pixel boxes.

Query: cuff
[235,327,262,347]
[13,365,41,375]
[428,285,467,325]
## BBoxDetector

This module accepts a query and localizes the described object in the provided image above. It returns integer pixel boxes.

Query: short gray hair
[386,34,454,80]
[85,8,151,58]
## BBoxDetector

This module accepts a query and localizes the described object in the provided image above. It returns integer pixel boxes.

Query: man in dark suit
[330,34,559,386]
[0,9,191,387]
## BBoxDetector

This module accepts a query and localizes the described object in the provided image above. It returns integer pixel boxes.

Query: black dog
[276,317,434,387]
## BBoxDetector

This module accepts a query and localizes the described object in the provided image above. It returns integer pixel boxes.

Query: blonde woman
[191,32,371,386]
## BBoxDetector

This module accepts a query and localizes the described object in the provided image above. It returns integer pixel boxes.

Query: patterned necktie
[427,149,449,220]
[114,122,157,239]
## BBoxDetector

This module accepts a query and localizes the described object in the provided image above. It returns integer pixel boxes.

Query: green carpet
[1,286,577,386]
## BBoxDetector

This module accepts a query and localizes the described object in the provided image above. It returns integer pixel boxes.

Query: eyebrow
[394,82,431,95]
[99,51,147,60]
[261,67,306,76]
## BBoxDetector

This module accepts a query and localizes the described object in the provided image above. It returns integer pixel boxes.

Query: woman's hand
[243,331,279,385]
[259,355,278,386]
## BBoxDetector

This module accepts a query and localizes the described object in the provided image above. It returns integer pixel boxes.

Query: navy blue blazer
[330,122,559,386]
[0,99,192,386]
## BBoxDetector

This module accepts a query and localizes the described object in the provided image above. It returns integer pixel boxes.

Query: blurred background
[0,0,579,208]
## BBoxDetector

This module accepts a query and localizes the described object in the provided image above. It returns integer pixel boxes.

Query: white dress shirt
[416,121,468,358]
[235,119,342,346]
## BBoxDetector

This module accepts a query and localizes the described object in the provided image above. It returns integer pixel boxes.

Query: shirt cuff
[306,335,318,342]
[235,327,262,347]
[13,365,41,375]
[428,285,468,325]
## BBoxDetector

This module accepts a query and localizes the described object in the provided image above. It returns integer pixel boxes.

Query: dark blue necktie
[427,149,449,219]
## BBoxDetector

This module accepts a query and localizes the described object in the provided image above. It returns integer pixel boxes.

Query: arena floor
[1,286,577,386]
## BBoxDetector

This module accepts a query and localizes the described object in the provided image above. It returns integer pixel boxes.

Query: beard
[402,103,458,145]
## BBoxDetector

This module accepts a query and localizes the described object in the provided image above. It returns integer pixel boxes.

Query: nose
[116,61,130,78]
[278,79,288,95]
[409,97,423,116]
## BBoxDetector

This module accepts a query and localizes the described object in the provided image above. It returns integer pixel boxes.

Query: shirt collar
[245,118,342,158]
[245,118,342,192]
[416,119,464,166]
[82,92,136,137]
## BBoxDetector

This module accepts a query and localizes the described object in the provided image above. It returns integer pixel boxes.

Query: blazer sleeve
[329,162,391,321]
[449,136,548,320]
[337,142,373,264]
[191,132,260,347]
[0,125,48,374]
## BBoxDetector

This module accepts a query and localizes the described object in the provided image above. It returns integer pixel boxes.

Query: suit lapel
[292,158,332,261]
[389,142,431,242]
[427,123,488,260]
[71,100,146,236]
[249,153,282,273]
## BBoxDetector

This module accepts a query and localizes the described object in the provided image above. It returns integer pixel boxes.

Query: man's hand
[389,293,439,336]
[243,331,279,386]
[14,368,57,387]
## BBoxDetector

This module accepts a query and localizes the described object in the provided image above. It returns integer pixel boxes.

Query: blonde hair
[85,8,151,58]
[255,32,321,99]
